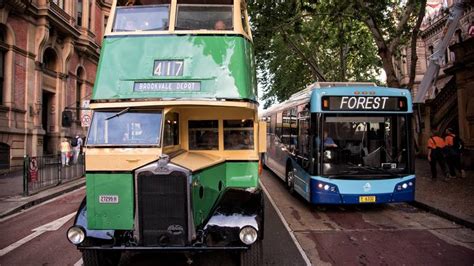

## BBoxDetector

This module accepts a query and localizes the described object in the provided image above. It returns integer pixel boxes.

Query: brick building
[0,0,112,171]
[395,0,473,164]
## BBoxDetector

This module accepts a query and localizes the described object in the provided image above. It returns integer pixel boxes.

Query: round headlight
[324,185,330,191]
[239,226,258,245]
[402,183,408,189]
[67,226,85,245]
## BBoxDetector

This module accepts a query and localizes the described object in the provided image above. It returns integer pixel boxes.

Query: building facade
[395,0,473,165]
[0,0,112,172]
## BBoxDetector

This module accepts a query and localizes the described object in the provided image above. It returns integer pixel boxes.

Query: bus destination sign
[322,96,407,111]
[134,81,201,92]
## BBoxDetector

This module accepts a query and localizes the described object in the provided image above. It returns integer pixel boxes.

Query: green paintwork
[92,35,257,101]
[84,161,258,230]
[192,161,258,225]
[86,173,134,230]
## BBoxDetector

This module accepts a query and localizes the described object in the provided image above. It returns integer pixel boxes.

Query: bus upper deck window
[176,4,233,30]
[113,0,170,32]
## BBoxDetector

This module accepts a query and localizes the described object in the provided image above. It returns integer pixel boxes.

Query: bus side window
[297,110,310,169]
[164,112,179,146]
[276,112,282,142]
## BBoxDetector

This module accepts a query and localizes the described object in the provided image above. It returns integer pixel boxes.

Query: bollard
[23,155,29,196]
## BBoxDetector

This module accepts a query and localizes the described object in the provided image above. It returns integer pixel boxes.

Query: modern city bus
[260,82,415,205]
[66,0,266,265]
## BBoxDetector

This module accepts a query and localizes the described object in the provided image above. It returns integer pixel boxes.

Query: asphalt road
[260,168,474,265]
[0,184,306,265]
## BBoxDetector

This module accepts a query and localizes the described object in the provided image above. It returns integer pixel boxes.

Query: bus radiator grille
[137,171,189,246]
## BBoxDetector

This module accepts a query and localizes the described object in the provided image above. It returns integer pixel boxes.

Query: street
[1,169,473,265]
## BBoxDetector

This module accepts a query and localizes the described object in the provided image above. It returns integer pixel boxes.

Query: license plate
[359,196,376,203]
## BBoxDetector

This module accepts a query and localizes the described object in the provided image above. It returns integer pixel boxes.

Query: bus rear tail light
[258,161,263,176]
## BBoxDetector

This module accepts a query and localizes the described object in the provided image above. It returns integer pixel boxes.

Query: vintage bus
[66,0,266,265]
[261,82,415,205]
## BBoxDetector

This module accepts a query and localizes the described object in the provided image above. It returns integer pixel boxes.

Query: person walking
[71,135,83,164]
[60,138,72,167]
[427,130,451,182]
[444,128,466,178]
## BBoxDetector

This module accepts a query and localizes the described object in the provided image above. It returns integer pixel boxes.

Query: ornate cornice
[5,0,32,13]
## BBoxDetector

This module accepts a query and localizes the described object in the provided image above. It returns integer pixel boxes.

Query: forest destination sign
[322,96,407,111]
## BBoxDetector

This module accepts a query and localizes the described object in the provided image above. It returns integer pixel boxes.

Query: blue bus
[261,82,415,204]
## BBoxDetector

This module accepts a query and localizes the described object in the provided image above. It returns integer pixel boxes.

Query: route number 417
[153,60,184,76]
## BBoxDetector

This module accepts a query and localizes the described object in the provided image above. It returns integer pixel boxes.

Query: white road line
[74,258,83,266]
[259,180,312,266]
[0,212,75,257]
[0,187,85,223]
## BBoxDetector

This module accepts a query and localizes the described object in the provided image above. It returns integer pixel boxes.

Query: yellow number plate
[359,196,376,203]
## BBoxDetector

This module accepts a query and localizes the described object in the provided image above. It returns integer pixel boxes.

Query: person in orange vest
[427,130,451,182]
[444,128,466,178]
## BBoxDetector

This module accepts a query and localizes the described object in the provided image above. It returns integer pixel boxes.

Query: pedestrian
[444,128,466,178]
[60,138,71,167]
[427,130,451,182]
[71,135,83,164]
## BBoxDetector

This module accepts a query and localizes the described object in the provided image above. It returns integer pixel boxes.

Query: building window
[88,0,92,30]
[104,15,109,33]
[43,48,58,72]
[77,0,83,26]
[0,143,10,170]
[455,29,463,43]
[52,0,64,9]
[76,67,84,121]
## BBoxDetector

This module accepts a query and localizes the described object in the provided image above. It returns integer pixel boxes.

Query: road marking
[0,212,75,256]
[259,180,312,266]
[74,259,83,266]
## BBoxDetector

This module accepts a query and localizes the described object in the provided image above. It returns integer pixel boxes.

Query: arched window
[0,143,9,170]
[43,48,58,72]
[0,28,5,105]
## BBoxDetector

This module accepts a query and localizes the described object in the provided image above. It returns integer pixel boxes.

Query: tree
[355,0,427,88]
[249,0,382,104]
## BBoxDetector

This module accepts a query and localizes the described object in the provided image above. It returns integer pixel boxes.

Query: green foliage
[249,0,382,105]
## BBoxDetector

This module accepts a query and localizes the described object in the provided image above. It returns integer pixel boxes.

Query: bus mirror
[258,121,267,153]
[62,110,73,127]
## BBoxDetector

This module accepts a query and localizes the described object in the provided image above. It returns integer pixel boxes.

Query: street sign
[29,157,38,182]
[81,100,92,127]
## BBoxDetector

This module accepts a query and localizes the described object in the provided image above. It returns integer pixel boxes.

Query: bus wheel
[286,167,295,194]
[82,240,121,266]
[240,240,263,266]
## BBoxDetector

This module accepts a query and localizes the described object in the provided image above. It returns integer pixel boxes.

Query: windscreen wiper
[105,107,130,120]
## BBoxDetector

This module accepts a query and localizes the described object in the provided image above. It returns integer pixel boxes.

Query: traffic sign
[29,157,38,182]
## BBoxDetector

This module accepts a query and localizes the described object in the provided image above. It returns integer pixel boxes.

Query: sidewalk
[0,171,85,219]
[0,159,472,227]
[413,157,474,228]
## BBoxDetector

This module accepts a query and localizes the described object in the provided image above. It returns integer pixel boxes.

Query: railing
[23,153,85,196]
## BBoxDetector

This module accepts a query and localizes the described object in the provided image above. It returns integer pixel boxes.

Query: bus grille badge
[167,225,184,235]
[363,183,371,192]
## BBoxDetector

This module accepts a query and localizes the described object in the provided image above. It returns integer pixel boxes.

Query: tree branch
[281,29,326,81]
[408,0,427,90]
[389,0,416,52]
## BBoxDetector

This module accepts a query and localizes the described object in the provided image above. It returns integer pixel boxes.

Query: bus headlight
[67,226,85,245]
[239,226,258,245]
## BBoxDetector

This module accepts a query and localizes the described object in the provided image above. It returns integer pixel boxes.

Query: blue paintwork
[308,176,415,204]
[309,86,413,113]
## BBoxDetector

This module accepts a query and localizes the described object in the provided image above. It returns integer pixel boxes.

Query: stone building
[0,0,112,172]
[395,0,473,166]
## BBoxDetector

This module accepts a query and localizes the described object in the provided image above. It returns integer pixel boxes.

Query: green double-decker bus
[66,0,266,265]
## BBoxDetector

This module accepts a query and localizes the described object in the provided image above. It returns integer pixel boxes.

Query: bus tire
[286,165,295,194]
[82,240,121,266]
[240,240,263,266]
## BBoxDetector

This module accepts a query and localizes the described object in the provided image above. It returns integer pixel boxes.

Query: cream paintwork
[85,104,260,171]
[170,152,225,172]
[85,147,162,171]
[106,0,252,41]
[89,100,257,110]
